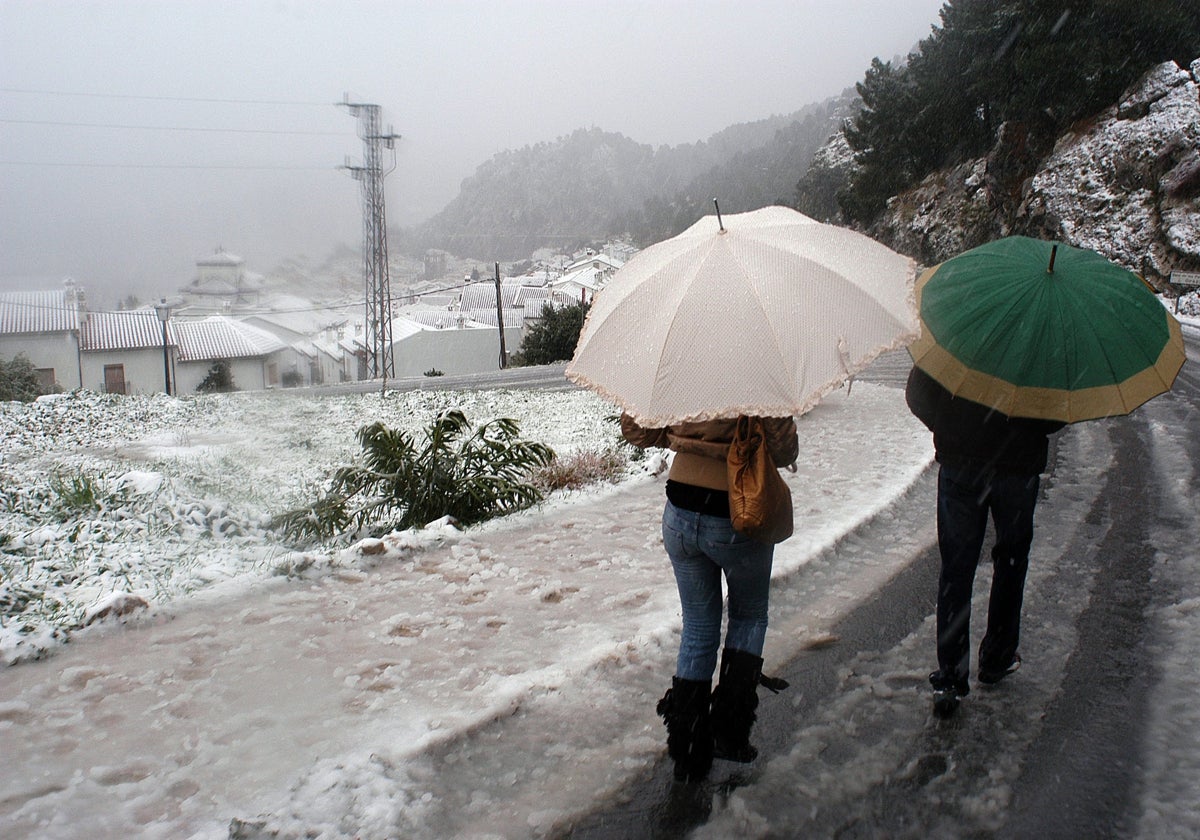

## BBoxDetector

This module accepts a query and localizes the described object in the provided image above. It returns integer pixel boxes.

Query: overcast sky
[1,0,947,305]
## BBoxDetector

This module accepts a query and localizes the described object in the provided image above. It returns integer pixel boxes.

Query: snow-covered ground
[0,380,934,838]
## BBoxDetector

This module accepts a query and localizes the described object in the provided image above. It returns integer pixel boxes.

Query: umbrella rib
[647,241,715,414]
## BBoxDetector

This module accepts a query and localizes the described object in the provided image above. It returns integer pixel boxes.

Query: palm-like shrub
[275,410,555,543]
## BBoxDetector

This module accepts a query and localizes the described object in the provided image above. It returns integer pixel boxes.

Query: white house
[388,315,522,378]
[79,310,176,396]
[550,252,623,304]
[171,316,289,393]
[0,285,84,392]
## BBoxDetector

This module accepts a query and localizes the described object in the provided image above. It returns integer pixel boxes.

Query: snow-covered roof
[196,249,244,267]
[464,309,524,329]
[80,310,168,351]
[459,282,523,311]
[400,310,474,330]
[564,252,623,272]
[390,317,432,342]
[515,287,577,315]
[172,316,287,362]
[0,289,80,334]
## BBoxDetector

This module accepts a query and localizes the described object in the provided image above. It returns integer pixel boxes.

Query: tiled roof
[459,282,522,311]
[0,290,80,334]
[173,316,286,362]
[513,287,551,306]
[401,310,473,329]
[464,309,524,329]
[80,310,168,351]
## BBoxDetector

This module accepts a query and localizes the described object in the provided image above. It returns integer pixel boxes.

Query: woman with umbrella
[621,412,798,782]
[567,205,920,781]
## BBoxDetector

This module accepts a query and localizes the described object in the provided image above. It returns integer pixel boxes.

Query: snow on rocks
[1028,58,1200,276]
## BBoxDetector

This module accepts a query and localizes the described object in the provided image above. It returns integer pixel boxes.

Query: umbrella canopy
[565,205,918,425]
[908,236,1186,423]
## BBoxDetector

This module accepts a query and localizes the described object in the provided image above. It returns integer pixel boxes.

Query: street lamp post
[153,298,172,396]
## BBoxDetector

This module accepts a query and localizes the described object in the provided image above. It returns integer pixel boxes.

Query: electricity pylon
[340,96,400,381]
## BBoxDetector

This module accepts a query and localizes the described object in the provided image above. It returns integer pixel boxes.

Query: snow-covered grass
[0,387,621,665]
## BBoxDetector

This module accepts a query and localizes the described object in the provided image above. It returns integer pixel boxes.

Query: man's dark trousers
[935,463,1040,686]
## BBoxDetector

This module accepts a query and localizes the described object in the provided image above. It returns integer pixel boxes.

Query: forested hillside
[396,99,850,260]
[392,0,1200,265]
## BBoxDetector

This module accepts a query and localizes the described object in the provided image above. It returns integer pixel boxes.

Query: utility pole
[494,262,508,369]
[340,96,401,384]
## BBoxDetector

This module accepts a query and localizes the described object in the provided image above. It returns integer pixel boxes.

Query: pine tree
[838,0,1200,223]
[513,303,590,366]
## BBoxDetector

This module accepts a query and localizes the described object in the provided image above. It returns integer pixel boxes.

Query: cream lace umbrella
[566,205,919,425]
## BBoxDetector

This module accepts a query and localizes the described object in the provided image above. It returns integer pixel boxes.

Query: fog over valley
[1,0,946,306]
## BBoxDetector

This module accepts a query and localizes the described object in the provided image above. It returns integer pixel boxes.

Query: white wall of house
[309,345,344,385]
[81,348,170,396]
[174,357,273,394]
[391,325,523,378]
[0,332,82,391]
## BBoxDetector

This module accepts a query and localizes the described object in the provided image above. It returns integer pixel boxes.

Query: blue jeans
[661,500,775,682]
[935,464,1040,686]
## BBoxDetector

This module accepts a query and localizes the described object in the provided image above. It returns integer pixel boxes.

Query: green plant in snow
[0,353,48,402]
[48,471,104,519]
[197,359,236,393]
[273,410,556,543]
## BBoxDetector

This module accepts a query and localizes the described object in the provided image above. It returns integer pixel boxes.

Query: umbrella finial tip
[713,198,725,232]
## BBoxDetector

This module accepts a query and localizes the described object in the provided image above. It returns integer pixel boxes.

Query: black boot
[656,677,713,782]
[710,648,762,763]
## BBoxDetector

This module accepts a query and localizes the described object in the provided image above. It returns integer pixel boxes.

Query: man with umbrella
[906,365,1063,717]
[905,236,1186,718]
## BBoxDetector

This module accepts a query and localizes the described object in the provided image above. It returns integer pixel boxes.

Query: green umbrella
[908,236,1186,422]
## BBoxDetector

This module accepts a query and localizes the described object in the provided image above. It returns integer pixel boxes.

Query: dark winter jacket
[905,366,1064,477]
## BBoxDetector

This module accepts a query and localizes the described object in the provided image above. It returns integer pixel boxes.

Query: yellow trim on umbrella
[909,274,1187,423]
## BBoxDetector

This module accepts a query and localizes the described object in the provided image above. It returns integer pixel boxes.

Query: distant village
[0,242,635,396]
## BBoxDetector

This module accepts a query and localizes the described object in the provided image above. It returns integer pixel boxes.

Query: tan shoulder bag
[727,416,794,544]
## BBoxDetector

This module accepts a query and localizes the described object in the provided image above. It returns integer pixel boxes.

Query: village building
[0,284,84,392]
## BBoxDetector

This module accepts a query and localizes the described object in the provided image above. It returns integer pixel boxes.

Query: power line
[1,117,345,136]
[0,87,331,106]
[0,160,338,171]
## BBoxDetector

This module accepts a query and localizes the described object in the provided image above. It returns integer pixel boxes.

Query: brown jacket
[621,414,799,491]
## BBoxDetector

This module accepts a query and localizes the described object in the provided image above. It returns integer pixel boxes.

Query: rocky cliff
[868,58,1200,286]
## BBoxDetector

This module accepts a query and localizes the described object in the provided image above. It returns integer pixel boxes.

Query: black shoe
[928,670,968,719]
[979,653,1022,685]
[932,688,962,719]
[928,670,969,696]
